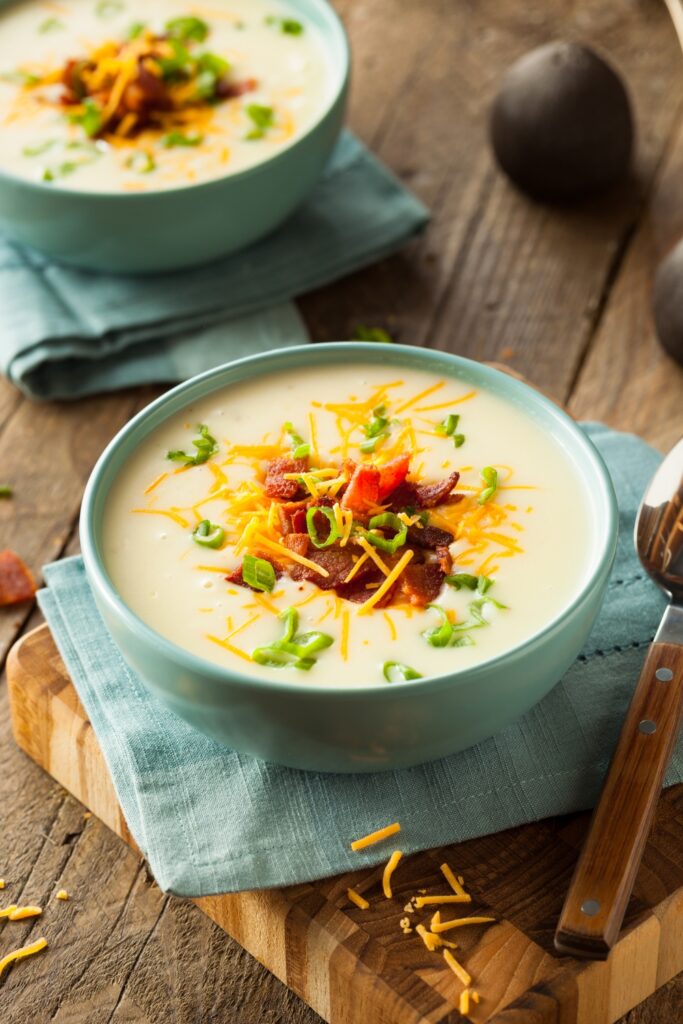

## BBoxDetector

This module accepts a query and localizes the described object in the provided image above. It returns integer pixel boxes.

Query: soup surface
[102,364,593,686]
[0,0,331,191]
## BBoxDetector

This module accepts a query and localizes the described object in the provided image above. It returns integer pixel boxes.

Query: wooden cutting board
[7,624,683,1024]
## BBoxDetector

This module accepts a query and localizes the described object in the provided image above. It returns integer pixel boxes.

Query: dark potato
[490,41,633,202]
[652,239,683,367]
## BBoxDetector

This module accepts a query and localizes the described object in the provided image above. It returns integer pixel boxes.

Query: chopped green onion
[306,507,340,549]
[352,325,394,344]
[252,607,333,670]
[0,485,12,498]
[445,572,479,591]
[96,0,124,19]
[67,97,103,138]
[162,130,204,148]
[1,70,41,86]
[283,421,310,458]
[166,424,218,466]
[245,103,274,139]
[126,150,156,174]
[22,139,55,157]
[157,37,192,78]
[242,554,276,592]
[435,413,466,448]
[478,466,498,505]
[195,51,230,99]
[265,15,304,34]
[42,161,81,182]
[421,605,454,648]
[192,519,225,550]
[383,661,422,683]
[126,20,146,39]
[361,512,407,554]
[436,413,459,437]
[38,17,64,33]
[359,405,390,453]
[165,15,210,42]
[452,635,475,647]
[477,576,493,594]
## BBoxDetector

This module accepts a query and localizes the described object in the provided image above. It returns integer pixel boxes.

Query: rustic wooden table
[1,1,683,1020]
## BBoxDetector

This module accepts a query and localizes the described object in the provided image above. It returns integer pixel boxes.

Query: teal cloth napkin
[37,424,682,897]
[0,132,428,400]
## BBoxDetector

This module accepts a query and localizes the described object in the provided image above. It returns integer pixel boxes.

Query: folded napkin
[37,424,682,897]
[1,132,428,400]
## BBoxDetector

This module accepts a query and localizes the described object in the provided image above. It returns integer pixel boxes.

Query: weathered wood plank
[569,115,683,450]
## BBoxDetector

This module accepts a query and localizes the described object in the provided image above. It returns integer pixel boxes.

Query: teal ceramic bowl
[0,0,348,274]
[80,343,618,773]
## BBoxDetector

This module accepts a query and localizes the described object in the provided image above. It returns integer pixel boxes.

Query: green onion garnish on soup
[383,662,422,683]
[192,520,225,549]
[252,607,333,670]
[242,554,276,592]
[283,421,310,458]
[245,103,275,140]
[306,507,340,549]
[166,424,218,466]
[360,512,407,554]
[478,466,498,504]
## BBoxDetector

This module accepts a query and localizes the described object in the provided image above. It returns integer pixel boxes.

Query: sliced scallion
[361,512,407,554]
[478,466,498,505]
[165,15,209,42]
[306,506,340,549]
[192,519,225,549]
[162,130,204,148]
[359,405,390,453]
[242,554,276,592]
[283,421,310,458]
[245,103,274,140]
[421,604,454,648]
[167,424,218,466]
[383,661,422,683]
[252,607,333,670]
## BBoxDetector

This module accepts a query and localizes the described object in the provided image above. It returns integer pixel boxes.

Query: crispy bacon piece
[400,562,445,606]
[215,76,258,99]
[377,454,411,501]
[389,471,462,511]
[263,456,308,501]
[283,533,310,558]
[0,550,36,607]
[341,463,380,512]
[224,556,280,591]
[336,566,394,605]
[122,61,170,117]
[407,523,454,549]
[435,544,453,575]
[277,500,308,535]
[289,547,357,589]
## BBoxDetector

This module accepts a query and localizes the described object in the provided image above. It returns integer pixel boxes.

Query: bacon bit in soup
[0,550,37,607]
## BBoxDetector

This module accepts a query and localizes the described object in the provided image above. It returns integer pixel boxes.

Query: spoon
[554,437,683,959]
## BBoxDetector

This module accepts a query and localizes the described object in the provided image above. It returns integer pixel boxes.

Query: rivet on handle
[580,899,601,916]
[639,719,657,734]
[655,668,673,682]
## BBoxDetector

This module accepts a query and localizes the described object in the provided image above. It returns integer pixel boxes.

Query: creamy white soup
[101,365,593,686]
[0,0,331,191]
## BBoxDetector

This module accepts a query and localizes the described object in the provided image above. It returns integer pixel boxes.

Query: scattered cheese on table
[0,879,5,889]
[382,851,403,899]
[55,890,69,901]
[347,888,369,911]
[415,894,471,907]
[0,937,47,978]
[443,948,472,987]
[350,822,401,851]
[0,905,18,918]
[441,862,468,898]
[432,915,495,933]
[9,905,42,920]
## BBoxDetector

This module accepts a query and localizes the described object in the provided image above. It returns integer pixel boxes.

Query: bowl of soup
[0,0,348,272]
[81,343,618,772]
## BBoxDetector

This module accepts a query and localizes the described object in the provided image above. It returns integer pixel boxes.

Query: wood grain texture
[6,625,683,1024]
[556,641,683,959]
[0,0,682,1019]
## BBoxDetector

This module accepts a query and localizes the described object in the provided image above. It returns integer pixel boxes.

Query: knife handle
[554,639,683,959]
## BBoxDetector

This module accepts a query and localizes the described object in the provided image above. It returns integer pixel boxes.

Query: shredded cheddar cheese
[55,890,69,901]
[8,906,42,920]
[347,888,369,910]
[0,937,47,979]
[382,851,403,899]
[432,916,495,933]
[443,949,472,988]
[357,549,414,614]
[459,989,470,1016]
[441,862,468,898]
[350,822,401,852]
[0,905,18,919]
[252,534,330,578]
[343,551,370,584]
[340,610,350,661]
[355,536,392,577]
[414,894,471,907]
[0,879,5,889]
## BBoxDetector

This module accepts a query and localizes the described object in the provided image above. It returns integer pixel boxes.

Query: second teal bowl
[0,0,349,274]
[80,344,618,773]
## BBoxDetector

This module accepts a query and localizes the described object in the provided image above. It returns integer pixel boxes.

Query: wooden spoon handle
[554,638,683,959]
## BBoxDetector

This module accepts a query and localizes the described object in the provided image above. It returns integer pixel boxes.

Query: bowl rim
[0,0,350,200]
[80,342,619,698]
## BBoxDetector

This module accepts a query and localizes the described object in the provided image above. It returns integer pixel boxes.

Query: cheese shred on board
[382,850,403,899]
[0,937,47,979]
[347,888,369,911]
